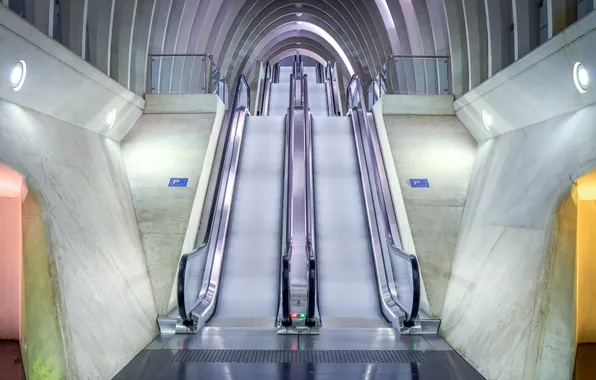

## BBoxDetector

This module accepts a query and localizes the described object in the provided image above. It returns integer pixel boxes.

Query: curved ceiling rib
[28,0,579,98]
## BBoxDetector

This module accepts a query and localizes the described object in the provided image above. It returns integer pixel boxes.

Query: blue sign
[169,178,189,187]
[409,178,430,188]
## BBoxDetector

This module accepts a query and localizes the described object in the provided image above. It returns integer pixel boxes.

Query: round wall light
[10,60,27,91]
[573,62,589,93]
[482,110,493,130]
[106,109,116,129]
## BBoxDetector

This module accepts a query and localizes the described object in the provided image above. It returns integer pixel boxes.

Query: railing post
[207,55,214,94]
[147,55,153,94]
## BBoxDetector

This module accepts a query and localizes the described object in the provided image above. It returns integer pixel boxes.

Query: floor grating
[172,349,429,364]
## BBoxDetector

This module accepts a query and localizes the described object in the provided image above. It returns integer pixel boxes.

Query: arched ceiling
[19,0,587,97]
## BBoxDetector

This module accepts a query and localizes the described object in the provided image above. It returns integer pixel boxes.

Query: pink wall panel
[0,164,28,340]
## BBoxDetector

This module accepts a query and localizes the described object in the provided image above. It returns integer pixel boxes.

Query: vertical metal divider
[278,73,296,328]
[303,75,320,328]
[258,61,271,116]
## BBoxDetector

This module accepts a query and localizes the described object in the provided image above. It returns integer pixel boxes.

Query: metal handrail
[258,61,272,116]
[280,73,296,326]
[346,74,420,325]
[274,63,280,83]
[385,54,451,61]
[148,53,213,57]
[325,62,339,116]
[373,55,452,100]
[148,53,220,94]
[177,75,249,328]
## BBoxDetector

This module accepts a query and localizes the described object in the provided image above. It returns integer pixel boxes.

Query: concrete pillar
[130,0,156,95]
[443,0,469,96]
[87,0,115,75]
[547,0,577,38]
[513,0,540,60]
[461,0,488,89]
[110,0,139,89]
[60,0,89,58]
[0,1,8,7]
[484,0,513,75]
[25,0,54,35]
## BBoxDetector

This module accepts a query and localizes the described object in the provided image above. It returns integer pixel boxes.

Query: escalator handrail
[325,62,338,116]
[177,75,250,326]
[346,74,420,323]
[258,61,271,115]
[280,73,296,325]
[303,74,318,326]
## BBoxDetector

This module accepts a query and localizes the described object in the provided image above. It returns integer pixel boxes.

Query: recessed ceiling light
[106,109,117,129]
[296,12,303,17]
[573,62,589,93]
[296,3,303,8]
[10,60,27,91]
[482,110,493,130]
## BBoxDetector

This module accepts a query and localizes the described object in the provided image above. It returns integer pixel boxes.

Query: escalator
[175,73,288,331]
[117,61,485,380]
[206,113,285,327]
[312,115,387,327]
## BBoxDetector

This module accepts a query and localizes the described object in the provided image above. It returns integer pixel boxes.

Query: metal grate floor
[172,349,429,364]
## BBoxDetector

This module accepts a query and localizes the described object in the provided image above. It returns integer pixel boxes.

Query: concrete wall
[0,8,157,379]
[372,95,476,316]
[441,104,596,380]
[381,114,476,317]
[0,6,143,141]
[455,11,596,142]
[0,99,157,379]
[380,95,456,116]
[122,101,225,314]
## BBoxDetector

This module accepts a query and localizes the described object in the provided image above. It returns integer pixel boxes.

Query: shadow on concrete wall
[21,187,67,379]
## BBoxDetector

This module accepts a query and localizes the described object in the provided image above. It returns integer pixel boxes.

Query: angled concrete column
[547,0,577,38]
[130,0,156,95]
[111,0,139,89]
[443,0,469,96]
[87,0,115,75]
[60,0,89,57]
[461,0,488,89]
[513,0,540,60]
[485,0,513,75]
[25,0,54,35]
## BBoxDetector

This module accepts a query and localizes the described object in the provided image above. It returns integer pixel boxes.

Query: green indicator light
[299,313,306,318]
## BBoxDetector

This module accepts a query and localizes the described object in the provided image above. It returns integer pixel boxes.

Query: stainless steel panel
[422,335,454,351]
[145,335,174,350]
[298,328,435,351]
[163,328,298,350]
[288,107,308,316]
